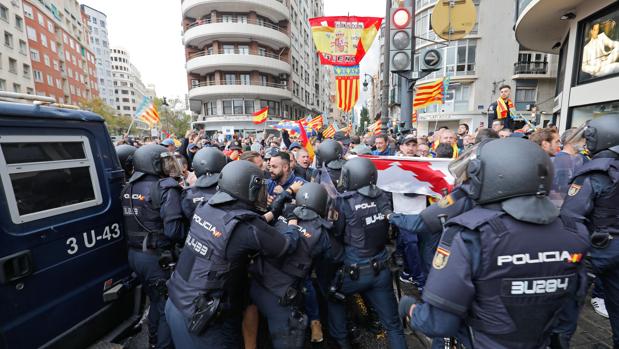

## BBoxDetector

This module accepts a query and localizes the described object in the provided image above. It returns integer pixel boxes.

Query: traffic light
[389,6,413,72]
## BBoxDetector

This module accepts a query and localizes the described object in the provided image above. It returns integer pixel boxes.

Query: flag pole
[126,117,136,136]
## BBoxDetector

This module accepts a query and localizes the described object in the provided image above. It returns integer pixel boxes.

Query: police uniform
[180,174,218,219]
[249,212,342,349]
[329,186,408,349]
[122,174,184,349]
[165,198,300,349]
[560,155,619,346]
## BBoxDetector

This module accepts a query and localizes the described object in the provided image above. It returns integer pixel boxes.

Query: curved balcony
[186,50,291,76]
[182,0,289,23]
[188,80,292,101]
[183,18,290,49]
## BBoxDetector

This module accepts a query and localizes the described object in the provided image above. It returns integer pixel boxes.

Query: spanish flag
[297,120,315,161]
[252,106,268,124]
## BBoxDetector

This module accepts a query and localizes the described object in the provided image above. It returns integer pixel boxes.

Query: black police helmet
[339,157,377,192]
[584,114,619,155]
[316,139,343,165]
[132,144,168,176]
[115,144,137,175]
[192,147,227,177]
[295,182,330,218]
[467,138,553,204]
[216,160,268,212]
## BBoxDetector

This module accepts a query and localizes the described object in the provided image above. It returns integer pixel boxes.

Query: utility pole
[380,0,392,135]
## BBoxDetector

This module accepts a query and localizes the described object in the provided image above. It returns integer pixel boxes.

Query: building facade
[181,0,330,133]
[22,0,98,104]
[515,0,619,132]
[0,0,35,94]
[80,4,113,107]
[110,46,149,117]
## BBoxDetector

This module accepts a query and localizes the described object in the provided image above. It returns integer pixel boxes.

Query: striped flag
[135,97,160,125]
[297,120,315,161]
[413,78,449,110]
[322,124,336,138]
[252,106,269,124]
[307,115,324,130]
[334,65,360,112]
[367,120,381,135]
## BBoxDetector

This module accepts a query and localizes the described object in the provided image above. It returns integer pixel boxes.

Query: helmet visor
[249,175,268,212]
[448,144,479,185]
[160,152,184,178]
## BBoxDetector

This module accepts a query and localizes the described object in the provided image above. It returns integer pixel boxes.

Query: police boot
[311,320,324,342]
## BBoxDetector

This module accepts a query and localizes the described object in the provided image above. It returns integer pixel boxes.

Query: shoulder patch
[432,247,450,270]
[567,183,582,196]
[438,194,455,208]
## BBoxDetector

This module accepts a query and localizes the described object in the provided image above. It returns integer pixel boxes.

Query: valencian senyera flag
[252,106,269,124]
[334,65,360,112]
[322,124,337,138]
[413,77,450,110]
[306,115,324,130]
[309,16,382,66]
[135,97,160,125]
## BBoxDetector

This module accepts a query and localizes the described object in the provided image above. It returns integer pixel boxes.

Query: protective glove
[270,190,293,218]
[398,295,418,319]
[282,203,297,220]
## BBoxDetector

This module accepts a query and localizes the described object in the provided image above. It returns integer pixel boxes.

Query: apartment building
[80,4,113,107]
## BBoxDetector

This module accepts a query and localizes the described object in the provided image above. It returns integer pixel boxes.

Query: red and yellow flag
[367,120,381,136]
[297,120,315,161]
[335,65,360,112]
[413,78,449,110]
[307,115,324,130]
[252,106,269,124]
[323,124,336,138]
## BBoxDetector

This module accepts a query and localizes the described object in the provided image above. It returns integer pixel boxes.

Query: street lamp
[362,73,374,92]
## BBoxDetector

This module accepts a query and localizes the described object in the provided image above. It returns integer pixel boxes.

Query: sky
[81,0,384,108]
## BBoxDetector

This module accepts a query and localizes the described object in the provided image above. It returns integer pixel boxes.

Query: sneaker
[591,297,609,318]
[399,271,414,284]
[310,320,324,342]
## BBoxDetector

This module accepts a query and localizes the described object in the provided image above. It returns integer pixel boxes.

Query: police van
[0,92,141,348]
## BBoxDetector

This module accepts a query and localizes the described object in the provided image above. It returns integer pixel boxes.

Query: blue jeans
[250,281,306,349]
[304,277,320,321]
[165,298,243,349]
[328,267,408,349]
[128,249,172,349]
[398,229,427,286]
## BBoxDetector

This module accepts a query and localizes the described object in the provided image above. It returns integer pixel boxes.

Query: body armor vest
[167,203,260,318]
[342,191,389,259]
[420,187,473,234]
[121,175,165,249]
[573,158,619,234]
[181,185,218,218]
[448,207,589,347]
[251,216,328,300]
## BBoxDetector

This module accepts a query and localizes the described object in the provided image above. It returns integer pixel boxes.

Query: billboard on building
[578,3,619,83]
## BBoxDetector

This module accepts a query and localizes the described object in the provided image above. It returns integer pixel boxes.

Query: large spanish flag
[252,106,269,124]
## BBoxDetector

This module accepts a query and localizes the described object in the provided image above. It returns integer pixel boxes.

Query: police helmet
[192,147,227,177]
[466,138,553,204]
[132,144,168,176]
[316,139,343,165]
[339,157,377,192]
[584,114,619,155]
[295,182,330,218]
[214,160,268,212]
[115,144,137,176]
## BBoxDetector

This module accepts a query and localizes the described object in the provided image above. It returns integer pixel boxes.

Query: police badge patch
[567,184,582,196]
[438,194,454,208]
[432,247,450,270]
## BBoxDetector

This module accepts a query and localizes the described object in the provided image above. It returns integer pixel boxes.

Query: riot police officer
[316,139,346,190]
[249,183,343,349]
[398,138,590,348]
[121,144,185,349]
[165,160,301,349]
[558,115,619,347]
[181,147,227,219]
[328,157,408,349]
[115,144,137,179]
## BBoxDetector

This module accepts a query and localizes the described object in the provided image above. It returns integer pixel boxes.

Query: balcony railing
[186,49,289,62]
[184,18,287,34]
[190,80,288,89]
[513,61,548,75]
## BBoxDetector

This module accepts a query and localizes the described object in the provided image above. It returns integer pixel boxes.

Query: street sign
[420,48,442,71]
[431,0,477,41]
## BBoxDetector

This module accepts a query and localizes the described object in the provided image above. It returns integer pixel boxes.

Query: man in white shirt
[582,22,619,77]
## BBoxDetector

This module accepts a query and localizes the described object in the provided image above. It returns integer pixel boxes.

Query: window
[4,31,13,48]
[47,21,54,33]
[0,136,102,223]
[92,17,97,24]
[570,101,619,128]
[515,80,537,111]
[47,75,53,86]
[240,74,250,85]
[37,13,44,26]
[205,101,216,115]
[100,20,106,28]
[244,100,254,114]
[258,47,267,56]
[238,45,249,54]
[260,100,280,116]
[12,83,20,92]
[30,48,40,61]
[259,74,268,86]
[0,4,8,22]
[19,40,27,55]
[15,15,23,31]
[50,41,56,52]
[222,15,234,23]
[224,73,236,85]
[223,44,234,54]
[0,79,4,90]
[23,4,33,19]
[23,64,30,78]
[44,54,50,67]
[33,70,43,81]
[9,57,17,74]
[26,26,36,41]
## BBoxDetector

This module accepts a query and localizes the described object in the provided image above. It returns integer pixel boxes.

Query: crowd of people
[114,111,619,349]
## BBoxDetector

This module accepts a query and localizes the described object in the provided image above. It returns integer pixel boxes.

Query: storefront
[516,0,619,131]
